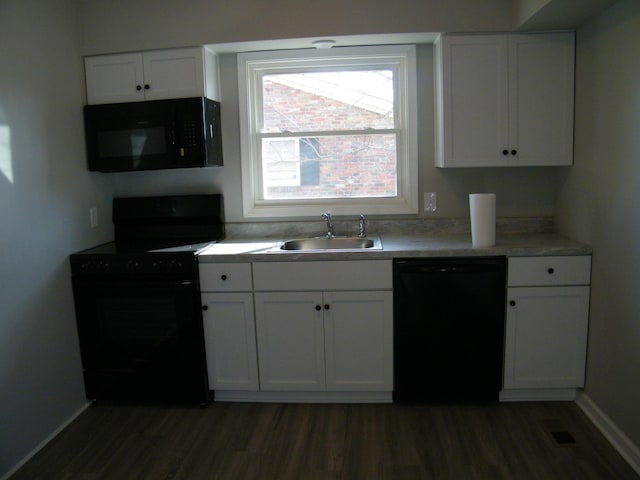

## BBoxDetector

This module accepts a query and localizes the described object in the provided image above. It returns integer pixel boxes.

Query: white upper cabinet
[84,47,219,104]
[85,53,145,104]
[435,32,575,167]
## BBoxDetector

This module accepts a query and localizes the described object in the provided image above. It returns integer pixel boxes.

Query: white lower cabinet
[502,256,591,401]
[201,292,259,391]
[254,289,393,392]
[253,260,393,399]
[200,259,393,402]
[199,263,259,392]
[503,286,590,389]
[199,254,591,403]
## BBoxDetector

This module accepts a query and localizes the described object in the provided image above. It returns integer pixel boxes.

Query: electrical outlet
[424,192,437,212]
[89,207,98,228]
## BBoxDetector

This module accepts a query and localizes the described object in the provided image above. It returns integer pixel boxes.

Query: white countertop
[198,233,591,263]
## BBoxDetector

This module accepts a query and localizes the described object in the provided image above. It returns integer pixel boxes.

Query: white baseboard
[499,388,578,402]
[576,392,640,476]
[1,402,91,480]
[214,390,392,403]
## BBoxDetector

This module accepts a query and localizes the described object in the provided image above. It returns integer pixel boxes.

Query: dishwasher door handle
[405,266,488,274]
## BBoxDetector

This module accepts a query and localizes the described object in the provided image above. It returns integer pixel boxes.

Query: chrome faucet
[321,211,335,238]
[358,214,366,237]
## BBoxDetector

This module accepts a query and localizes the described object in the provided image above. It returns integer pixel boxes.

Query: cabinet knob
[144,84,150,90]
[315,305,322,311]
[510,149,517,156]
[202,305,208,311]
[502,149,509,156]
[324,304,330,310]
[221,274,227,281]
[509,300,516,307]
[547,267,555,274]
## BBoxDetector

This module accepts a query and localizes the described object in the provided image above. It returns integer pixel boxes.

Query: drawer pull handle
[221,274,227,281]
[509,300,516,307]
[547,268,555,274]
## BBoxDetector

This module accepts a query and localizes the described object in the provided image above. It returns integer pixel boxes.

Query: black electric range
[70,194,224,405]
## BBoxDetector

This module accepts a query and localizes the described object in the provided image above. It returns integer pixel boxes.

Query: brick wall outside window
[263,81,397,198]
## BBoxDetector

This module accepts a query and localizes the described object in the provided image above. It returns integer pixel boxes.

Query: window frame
[238,45,418,218]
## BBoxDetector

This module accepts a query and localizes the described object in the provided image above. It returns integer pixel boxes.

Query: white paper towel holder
[469,193,496,248]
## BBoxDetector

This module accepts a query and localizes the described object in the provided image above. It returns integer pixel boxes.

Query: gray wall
[0,0,112,475]
[556,0,640,449]
[78,0,514,55]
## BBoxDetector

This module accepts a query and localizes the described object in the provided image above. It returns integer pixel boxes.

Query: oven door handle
[72,278,197,289]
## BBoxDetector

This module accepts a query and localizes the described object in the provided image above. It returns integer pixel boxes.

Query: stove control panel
[71,253,196,278]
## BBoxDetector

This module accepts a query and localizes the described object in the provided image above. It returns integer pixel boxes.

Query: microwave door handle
[171,128,184,160]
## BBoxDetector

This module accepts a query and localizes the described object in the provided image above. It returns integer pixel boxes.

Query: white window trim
[238,45,418,218]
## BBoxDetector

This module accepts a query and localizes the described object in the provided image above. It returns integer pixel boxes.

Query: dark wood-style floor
[10,400,639,480]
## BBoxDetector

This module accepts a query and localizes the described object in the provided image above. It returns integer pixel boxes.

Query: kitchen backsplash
[225,216,554,239]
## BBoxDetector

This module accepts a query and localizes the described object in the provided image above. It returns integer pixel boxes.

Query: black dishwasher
[393,257,506,402]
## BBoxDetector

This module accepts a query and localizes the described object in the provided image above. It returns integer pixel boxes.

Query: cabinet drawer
[508,256,591,287]
[253,260,392,291]
[199,263,252,291]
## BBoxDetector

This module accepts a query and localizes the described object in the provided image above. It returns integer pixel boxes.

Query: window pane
[262,71,394,133]
[262,138,300,187]
[261,134,397,199]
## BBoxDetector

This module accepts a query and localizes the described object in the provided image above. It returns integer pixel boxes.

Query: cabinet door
[85,48,206,104]
[324,291,393,391]
[436,35,509,167]
[85,53,145,104]
[254,292,326,391]
[201,293,259,391]
[142,48,205,101]
[509,33,575,166]
[436,33,574,168]
[504,286,590,389]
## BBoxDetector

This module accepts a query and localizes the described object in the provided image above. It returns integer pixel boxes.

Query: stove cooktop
[73,240,217,256]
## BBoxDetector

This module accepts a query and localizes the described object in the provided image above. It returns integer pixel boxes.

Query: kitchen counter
[198,233,591,262]
[198,231,592,404]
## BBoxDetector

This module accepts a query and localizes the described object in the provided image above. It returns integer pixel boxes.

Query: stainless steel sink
[279,236,383,251]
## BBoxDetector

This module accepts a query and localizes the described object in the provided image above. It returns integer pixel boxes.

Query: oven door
[72,277,210,404]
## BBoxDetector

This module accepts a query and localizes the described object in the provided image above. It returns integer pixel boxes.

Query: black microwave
[84,97,223,172]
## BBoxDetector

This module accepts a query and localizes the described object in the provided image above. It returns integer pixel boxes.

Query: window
[238,45,418,218]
